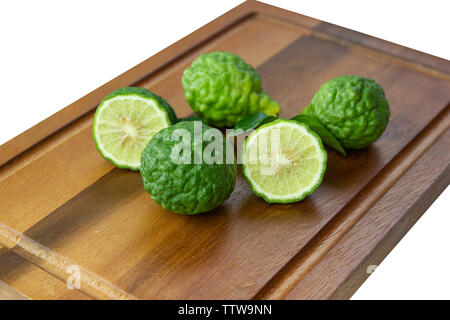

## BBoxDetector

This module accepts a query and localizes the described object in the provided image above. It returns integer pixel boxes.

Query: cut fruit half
[93,87,174,170]
[242,119,327,203]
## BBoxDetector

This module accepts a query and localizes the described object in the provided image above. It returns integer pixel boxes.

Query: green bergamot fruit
[242,119,327,203]
[140,121,236,215]
[182,51,281,128]
[302,75,390,149]
[93,87,177,170]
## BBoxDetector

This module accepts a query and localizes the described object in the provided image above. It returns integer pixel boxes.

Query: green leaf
[228,112,277,137]
[291,114,347,156]
[178,115,203,123]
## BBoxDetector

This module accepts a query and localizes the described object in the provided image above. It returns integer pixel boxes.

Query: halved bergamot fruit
[93,87,176,170]
[242,119,327,203]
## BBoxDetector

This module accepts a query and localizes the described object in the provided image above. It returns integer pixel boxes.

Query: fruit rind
[182,51,280,128]
[242,119,327,204]
[140,121,237,215]
[303,75,390,149]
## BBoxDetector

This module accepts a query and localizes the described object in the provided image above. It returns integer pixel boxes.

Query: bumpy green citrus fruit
[182,51,281,128]
[140,121,236,215]
[93,87,177,170]
[302,75,390,149]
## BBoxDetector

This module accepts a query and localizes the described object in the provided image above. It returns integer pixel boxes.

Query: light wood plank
[0,280,29,300]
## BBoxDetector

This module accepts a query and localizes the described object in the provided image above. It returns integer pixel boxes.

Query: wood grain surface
[0,1,449,300]
[0,280,29,300]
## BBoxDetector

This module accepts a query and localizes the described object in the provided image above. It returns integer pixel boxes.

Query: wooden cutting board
[0,1,449,300]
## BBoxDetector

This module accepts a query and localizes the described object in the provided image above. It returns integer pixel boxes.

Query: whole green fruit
[182,51,281,128]
[303,75,390,149]
[140,121,236,215]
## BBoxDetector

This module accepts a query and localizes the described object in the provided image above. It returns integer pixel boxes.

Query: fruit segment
[93,87,175,170]
[242,119,327,203]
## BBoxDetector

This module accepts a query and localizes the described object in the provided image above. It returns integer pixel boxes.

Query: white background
[1,0,449,299]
